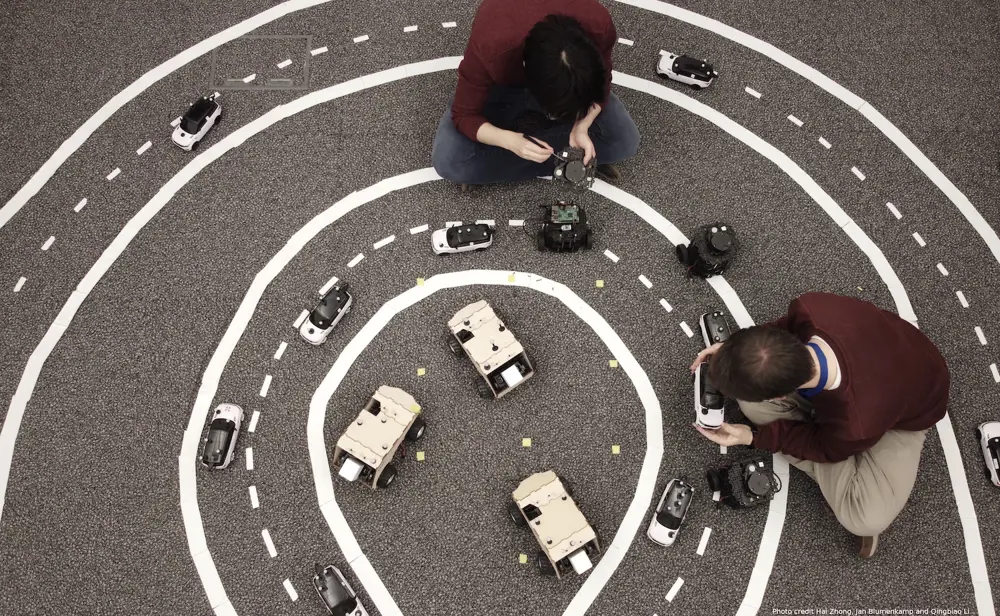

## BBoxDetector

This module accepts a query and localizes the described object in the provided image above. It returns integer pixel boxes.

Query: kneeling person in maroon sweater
[691,292,949,559]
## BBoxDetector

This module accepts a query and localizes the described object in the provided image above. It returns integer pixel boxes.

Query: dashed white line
[41,236,55,251]
[937,263,949,276]
[292,309,309,329]
[679,321,694,338]
[665,577,684,602]
[248,411,261,433]
[851,167,866,181]
[136,141,152,155]
[886,202,902,219]
[245,447,255,471]
[508,219,525,227]
[170,117,181,127]
[618,38,634,46]
[259,374,273,398]
[787,115,803,127]
[242,73,257,83]
[353,34,369,43]
[744,86,762,99]
[659,298,673,313]
[277,59,292,69]
[603,249,620,263]
[274,341,288,360]
[712,490,720,501]
[956,291,969,308]
[13,277,26,293]
[106,168,121,181]
[912,232,926,247]
[638,275,653,289]
[74,198,87,213]
[347,253,365,268]
[445,220,462,227]
[310,46,328,56]
[261,529,277,557]
[696,527,713,556]
[975,326,987,346]
[818,137,832,149]
[283,579,298,602]
[475,219,496,226]
[249,486,259,509]
[991,364,1000,383]
[409,224,429,234]
[441,21,457,28]
[319,275,339,295]
[403,25,418,32]
[373,235,395,250]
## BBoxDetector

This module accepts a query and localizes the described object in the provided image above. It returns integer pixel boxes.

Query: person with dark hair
[431,0,640,189]
[689,292,950,559]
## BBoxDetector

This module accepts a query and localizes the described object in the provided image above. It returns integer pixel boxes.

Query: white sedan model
[200,403,244,470]
[300,282,353,345]
[313,563,370,616]
[432,222,494,255]
[647,478,694,546]
[694,363,725,429]
[977,422,1000,487]
[172,95,222,151]
[656,51,717,90]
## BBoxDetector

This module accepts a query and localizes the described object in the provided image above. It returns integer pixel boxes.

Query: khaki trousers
[739,394,929,537]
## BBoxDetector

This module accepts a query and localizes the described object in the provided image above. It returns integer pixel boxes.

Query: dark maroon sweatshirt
[452,0,616,141]
[752,293,950,463]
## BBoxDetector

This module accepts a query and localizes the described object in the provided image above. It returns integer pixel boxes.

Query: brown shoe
[459,183,472,194]
[596,164,620,182]
[859,534,878,559]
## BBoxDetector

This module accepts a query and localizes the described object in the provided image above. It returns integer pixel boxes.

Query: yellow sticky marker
[596,280,604,288]
[857,286,863,291]
[417,277,425,286]
[416,451,425,461]
[410,403,421,414]
[508,273,516,282]
[612,444,621,455]
[417,368,426,376]
[609,359,618,368]
[522,438,532,448]
[518,553,528,564]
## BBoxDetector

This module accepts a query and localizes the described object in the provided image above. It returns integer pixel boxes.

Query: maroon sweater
[452,0,617,141]
[752,293,950,463]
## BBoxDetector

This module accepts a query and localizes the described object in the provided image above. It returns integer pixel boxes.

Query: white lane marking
[136,141,152,155]
[441,21,457,28]
[991,364,1000,383]
[638,275,652,289]
[347,253,364,268]
[445,220,462,227]
[310,46,328,56]
[937,263,949,276]
[242,74,256,83]
[403,25,418,32]
[696,527,712,555]
[603,249,620,263]
[274,341,288,360]
[665,577,684,602]
[912,232,926,247]
[508,219,525,227]
[277,59,292,68]
[744,86,761,98]
[720,445,727,454]
[283,579,298,602]
[259,375,272,397]
[170,117,182,127]
[659,298,673,313]
[957,291,969,308]
[293,309,309,329]
[318,275,339,295]
[475,219,495,226]
[213,91,221,99]
[74,198,87,213]
[679,321,694,337]
[712,490,720,501]
[41,236,55,251]
[409,224,429,234]
[618,38,634,46]
[249,486,259,509]
[106,168,121,181]
[13,277,26,293]
[245,448,254,471]
[851,166,866,181]
[248,411,261,433]
[353,35,369,43]
[261,529,277,557]
[818,137,832,149]
[886,202,902,219]
[975,327,987,346]
[374,235,395,249]
[787,115,803,127]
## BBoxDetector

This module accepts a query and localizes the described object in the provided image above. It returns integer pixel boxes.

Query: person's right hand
[689,342,723,373]
[506,133,553,163]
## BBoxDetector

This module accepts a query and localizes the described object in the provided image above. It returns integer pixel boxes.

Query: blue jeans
[431,87,640,185]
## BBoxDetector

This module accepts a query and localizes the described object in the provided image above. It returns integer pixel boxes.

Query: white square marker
[74,198,87,212]
[638,275,653,289]
[106,168,121,181]
[242,73,256,83]
[956,291,969,308]
[274,341,288,360]
[41,236,55,251]
[293,309,309,329]
[475,219,495,226]
[248,411,261,433]
[171,117,182,127]
[347,253,365,268]
[353,34,369,43]
[245,447,255,470]
[442,21,457,28]
[818,137,832,149]
[404,25,418,32]
[787,115,803,127]
[617,38,634,46]
[991,364,999,383]
[262,529,277,557]
[744,86,762,98]
[259,374,273,398]
[283,579,298,602]
[720,445,727,454]
[277,59,292,68]
[13,277,26,293]
[937,263,949,276]
[851,167,866,181]
[680,321,694,338]
[712,490,721,501]
[603,249,620,263]
[136,141,152,155]
[696,527,713,556]
[409,224,429,234]
[311,46,328,56]
[912,232,926,247]
[508,219,525,227]
[666,577,684,602]
[659,298,673,313]
[886,202,902,219]
[249,486,259,509]
[975,326,987,346]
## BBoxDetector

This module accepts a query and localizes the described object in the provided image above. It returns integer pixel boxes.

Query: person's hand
[506,132,553,163]
[694,422,753,447]
[569,128,596,165]
[689,342,723,373]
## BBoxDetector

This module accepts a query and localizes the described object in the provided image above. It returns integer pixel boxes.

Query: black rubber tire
[447,336,463,356]
[405,417,426,441]
[190,140,200,151]
[376,464,398,488]
[536,552,557,576]
[585,232,594,249]
[689,83,702,90]
[508,502,526,526]
[476,379,493,399]
[537,232,547,251]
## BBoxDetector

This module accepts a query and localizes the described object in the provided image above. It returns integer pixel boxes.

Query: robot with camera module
[677,223,737,278]
[538,201,594,252]
[551,146,596,189]
[447,300,534,399]
[693,310,735,430]
[707,454,782,509]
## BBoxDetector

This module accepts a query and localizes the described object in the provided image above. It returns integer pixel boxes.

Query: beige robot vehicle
[447,300,535,399]
[508,471,601,578]
[331,386,426,489]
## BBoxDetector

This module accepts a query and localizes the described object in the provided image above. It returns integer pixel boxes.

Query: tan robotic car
[332,386,426,489]
[508,471,601,578]
[447,300,535,399]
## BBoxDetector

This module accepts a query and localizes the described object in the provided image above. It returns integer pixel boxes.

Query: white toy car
[977,422,1000,487]
[300,282,353,345]
[656,51,717,90]
[432,222,495,255]
[647,478,694,546]
[694,363,725,430]
[172,95,222,151]
[312,563,369,616]
[200,403,244,469]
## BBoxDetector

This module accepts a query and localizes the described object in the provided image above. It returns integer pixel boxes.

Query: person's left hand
[694,422,753,447]
[569,127,596,165]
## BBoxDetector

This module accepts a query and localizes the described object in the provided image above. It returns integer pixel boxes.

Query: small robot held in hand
[551,146,596,190]
[693,310,735,430]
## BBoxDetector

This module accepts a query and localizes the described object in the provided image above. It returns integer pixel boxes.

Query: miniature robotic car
[552,146,595,189]
[677,223,737,278]
[447,300,535,399]
[332,386,425,489]
[200,403,244,470]
[312,563,370,616]
[172,94,222,151]
[508,471,601,578]
[647,478,694,546]
[300,281,353,346]
[656,51,718,90]
[976,422,1000,487]
[700,309,734,347]
[707,455,781,509]
[431,222,495,255]
[694,363,725,430]
[537,202,593,252]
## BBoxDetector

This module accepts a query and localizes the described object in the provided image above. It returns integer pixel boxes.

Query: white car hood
[647,519,677,546]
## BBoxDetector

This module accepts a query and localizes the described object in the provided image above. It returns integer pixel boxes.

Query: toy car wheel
[215,114,222,124]
[376,464,398,488]
[986,466,993,481]
[536,552,556,577]
[405,417,426,441]
[537,232,547,251]
[447,336,463,356]
[975,427,982,441]
[584,232,594,249]
[191,140,200,151]
[689,84,703,90]
[508,501,526,526]
[476,379,493,399]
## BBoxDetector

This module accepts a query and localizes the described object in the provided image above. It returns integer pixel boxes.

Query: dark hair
[523,14,606,122]
[708,327,814,402]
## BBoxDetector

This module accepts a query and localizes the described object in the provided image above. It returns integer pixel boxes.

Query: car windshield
[310,290,348,327]
[655,508,682,529]
[331,597,359,616]
[446,225,489,248]
[181,99,214,133]
[202,419,234,464]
